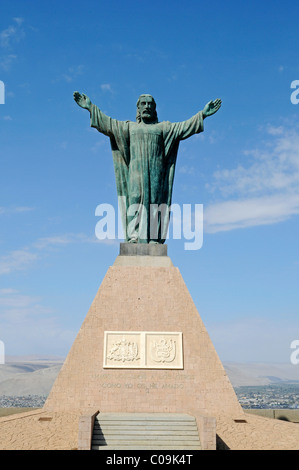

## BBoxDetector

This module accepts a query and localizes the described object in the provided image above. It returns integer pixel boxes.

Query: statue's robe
[90,105,204,243]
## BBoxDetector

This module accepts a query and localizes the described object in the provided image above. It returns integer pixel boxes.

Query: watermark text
[290,80,299,105]
[95,199,203,251]
[0,81,4,105]
[290,340,299,365]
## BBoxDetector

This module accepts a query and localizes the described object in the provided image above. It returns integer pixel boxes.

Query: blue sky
[0,0,299,365]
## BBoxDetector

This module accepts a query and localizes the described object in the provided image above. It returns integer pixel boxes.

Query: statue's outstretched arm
[202,98,222,119]
[73,91,93,113]
[74,91,118,138]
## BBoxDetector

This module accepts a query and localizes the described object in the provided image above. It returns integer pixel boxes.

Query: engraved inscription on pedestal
[103,331,183,369]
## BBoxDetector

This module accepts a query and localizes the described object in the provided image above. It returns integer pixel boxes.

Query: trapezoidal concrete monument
[44,246,244,440]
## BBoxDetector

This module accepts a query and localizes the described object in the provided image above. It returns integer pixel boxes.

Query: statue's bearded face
[137,96,156,123]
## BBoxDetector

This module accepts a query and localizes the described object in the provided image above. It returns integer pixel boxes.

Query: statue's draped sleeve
[162,110,204,205]
[163,110,204,154]
[90,104,131,238]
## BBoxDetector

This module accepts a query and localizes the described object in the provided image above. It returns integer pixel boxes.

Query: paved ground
[0,409,299,450]
[0,409,79,450]
[216,412,299,450]
[0,407,39,417]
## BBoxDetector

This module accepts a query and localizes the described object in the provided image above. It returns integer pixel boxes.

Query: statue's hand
[73,91,92,111]
[202,98,222,119]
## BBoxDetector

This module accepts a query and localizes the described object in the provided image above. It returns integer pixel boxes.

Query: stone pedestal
[44,245,243,425]
[119,242,168,257]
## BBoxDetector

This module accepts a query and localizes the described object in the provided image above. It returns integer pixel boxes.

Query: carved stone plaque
[103,331,183,369]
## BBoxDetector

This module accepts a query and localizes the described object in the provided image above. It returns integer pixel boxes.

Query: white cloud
[0,18,25,71]
[0,54,17,71]
[0,231,115,276]
[0,206,34,214]
[0,26,18,48]
[267,125,284,136]
[0,250,38,275]
[204,193,299,233]
[13,18,24,26]
[0,289,40,310]
[0,234,87,275]
[0,289,49,324]
[33,233,95,250]
[0,18,25,48]
[178,165,196,175]
[205,124,299,232]
[0,288,17,296]
[100,83,113,93]
[61,65,84,83]
[216,125,299,195]
[13,206,34,213]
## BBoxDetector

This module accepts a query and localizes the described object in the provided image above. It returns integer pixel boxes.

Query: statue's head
[136,94,158,124]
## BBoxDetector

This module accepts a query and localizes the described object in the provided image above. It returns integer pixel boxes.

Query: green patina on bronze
[73,91,221,244]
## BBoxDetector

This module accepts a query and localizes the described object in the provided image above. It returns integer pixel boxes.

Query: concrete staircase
[91,413,201,450]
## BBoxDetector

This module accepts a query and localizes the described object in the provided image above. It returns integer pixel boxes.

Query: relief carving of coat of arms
[106,336,139,363]
[150,338,176,363]
[103,331,183,369]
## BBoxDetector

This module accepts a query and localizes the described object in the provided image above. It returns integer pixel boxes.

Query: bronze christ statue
[74,92,221,244]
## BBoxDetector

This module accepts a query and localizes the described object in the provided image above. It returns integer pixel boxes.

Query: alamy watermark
[0,340,5,364]
[95,199,203,250]
[290,340,299,365]
[290,80,299,105]
[0,81,4,105]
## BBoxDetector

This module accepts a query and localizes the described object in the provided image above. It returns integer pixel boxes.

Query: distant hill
[0,357,298,396]
[224,362,299,387]
[0,357,63,396]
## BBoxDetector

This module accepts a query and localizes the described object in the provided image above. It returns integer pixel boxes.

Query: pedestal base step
[91,413,201,450]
